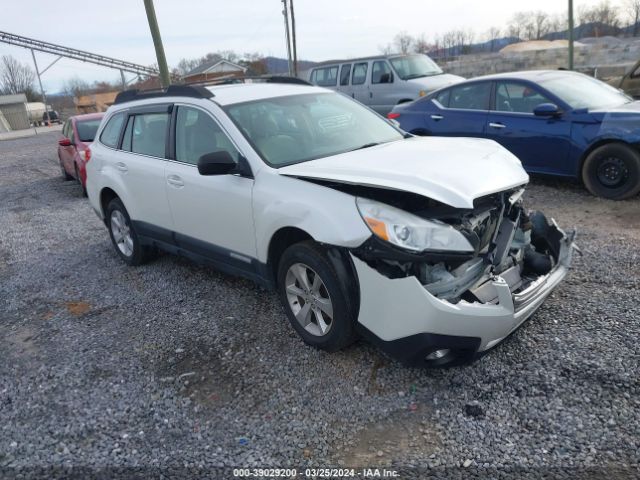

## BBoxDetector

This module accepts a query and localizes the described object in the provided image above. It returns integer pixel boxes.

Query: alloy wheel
[285,263,334,337]
[110,210,134,257]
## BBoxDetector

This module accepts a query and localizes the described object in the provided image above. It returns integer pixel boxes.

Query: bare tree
[626,0,640,35]
[174,50,244,77]
[533,11,551,39]
[393,32,414,54]
[441,31,457,58]
[508,12,528,40]
[0,55,37,100]
[63,77,91,98]
[92,80,119,93]
[175,57,201,76]
[414,34,432,54]
[240,52,268,76]
[378,43,394,55]
[579,1,620,29]
[548,12,568,36]
[485,27,502,52]
[431,33,442,57]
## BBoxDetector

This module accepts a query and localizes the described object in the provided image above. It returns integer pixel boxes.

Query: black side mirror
[380,72,393,84]
[533,103,562,117]
[197,151,237,175]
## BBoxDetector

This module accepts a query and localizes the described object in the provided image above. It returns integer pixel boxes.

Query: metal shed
[0,93,30,132]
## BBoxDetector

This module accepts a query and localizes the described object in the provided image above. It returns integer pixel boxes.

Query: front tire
[277,241,358,352]
[582,143,640,200]
[106,198,152,266]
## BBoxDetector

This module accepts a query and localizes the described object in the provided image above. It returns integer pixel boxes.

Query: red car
[58,113,104,196]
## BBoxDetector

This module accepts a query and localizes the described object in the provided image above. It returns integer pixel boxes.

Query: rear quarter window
[312,66,339,87]
[99,112,126,148]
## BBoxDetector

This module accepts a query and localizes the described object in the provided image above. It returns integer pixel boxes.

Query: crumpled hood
[278,137,529,209]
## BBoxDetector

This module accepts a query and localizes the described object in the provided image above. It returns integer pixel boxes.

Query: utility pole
[290,0,298,77]
[30,49,50,127]
[568,0,574,70]
[143,0,170,88]
[281,0,293,76]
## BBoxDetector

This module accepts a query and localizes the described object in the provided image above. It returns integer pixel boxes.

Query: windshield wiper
[350,142,380,151]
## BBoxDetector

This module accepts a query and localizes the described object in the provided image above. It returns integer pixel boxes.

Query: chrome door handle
[166,175,184,188]
[430,114,444,120]
[489,122,506,129]
[115,162,128,172]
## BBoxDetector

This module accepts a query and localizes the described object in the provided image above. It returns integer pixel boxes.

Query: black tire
[277,241,358,352]
[582,143,640,200]
[105,198,153,266]
[74,164,88,197]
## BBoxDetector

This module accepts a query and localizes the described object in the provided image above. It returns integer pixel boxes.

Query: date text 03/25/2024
[232,468,400,478]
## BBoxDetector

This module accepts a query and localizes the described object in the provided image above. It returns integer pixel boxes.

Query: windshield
[225,92,403,167]
[389,54,443,80]
[539,74,632,110]
[76,119,102,142]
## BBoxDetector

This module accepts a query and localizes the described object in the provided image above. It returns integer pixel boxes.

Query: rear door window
[121,112,169,158]
[448,82,491,110]
[352,62,368,85]
[339,64,351,86]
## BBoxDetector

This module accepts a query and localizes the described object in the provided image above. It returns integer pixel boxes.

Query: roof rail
[186,75,311,87]
[113,84,214,105]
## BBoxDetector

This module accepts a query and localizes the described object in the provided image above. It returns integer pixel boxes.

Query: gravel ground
[1,132,639,479]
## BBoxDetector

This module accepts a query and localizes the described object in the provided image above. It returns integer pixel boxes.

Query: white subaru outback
[86,78,576,366]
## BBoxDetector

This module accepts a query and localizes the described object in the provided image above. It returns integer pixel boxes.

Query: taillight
[84,147,92,162]
[387,112,401,119]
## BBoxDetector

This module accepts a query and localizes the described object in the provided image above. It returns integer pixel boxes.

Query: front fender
[252,172,371,263]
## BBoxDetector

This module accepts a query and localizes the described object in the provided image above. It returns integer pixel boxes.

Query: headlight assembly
[356,197,474,253]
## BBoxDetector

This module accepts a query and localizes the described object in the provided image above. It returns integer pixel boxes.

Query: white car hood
[278,137,529,209]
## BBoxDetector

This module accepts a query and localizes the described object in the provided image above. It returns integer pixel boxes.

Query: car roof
[459,69,583,83]
[71,112,105,121]
[205,83,330,106]
[312,53,424,67]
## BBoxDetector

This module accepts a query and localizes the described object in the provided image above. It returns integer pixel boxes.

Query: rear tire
[582,143,640,200]
[106,198,154,266]
[277,241,358,352]
[59,154,73,181]
[74,164,88,197]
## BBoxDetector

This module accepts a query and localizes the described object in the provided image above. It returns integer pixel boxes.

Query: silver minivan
[308,54,464,114]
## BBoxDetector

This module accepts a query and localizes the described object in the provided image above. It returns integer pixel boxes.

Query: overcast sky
[0,0,625,93]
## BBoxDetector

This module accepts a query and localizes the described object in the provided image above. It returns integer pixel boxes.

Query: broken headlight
[356,197,474,253]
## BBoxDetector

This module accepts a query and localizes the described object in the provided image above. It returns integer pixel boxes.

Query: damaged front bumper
[352,227,577,366]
